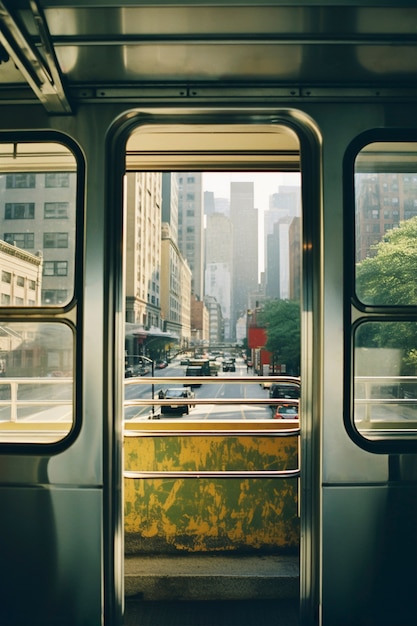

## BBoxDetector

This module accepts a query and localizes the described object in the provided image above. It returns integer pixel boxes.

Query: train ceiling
[0,1,416,114]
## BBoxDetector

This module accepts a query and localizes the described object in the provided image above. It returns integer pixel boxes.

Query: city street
[124,356,272,421]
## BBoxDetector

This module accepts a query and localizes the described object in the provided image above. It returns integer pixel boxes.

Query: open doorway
[121,120,306,622]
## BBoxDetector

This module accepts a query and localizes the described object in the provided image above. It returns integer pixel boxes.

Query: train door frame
[105,107,323,626]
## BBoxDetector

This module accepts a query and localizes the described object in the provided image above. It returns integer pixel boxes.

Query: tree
[356,216,417,306]
[258,299,300,375]
[356,217,417,374]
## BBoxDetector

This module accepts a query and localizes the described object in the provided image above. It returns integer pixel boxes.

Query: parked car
[160,387,195,415]
[180,357,189,366]
[272,401,299,420]
[155,360,168,369]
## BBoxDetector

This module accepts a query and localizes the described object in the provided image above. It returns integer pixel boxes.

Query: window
[45,172,70,188]
[43,261,68,277]
[6,173,35,188]
[5,203,35,219]
[0,139,79,446]
[43,232,68,248]
[350,137,417,449]
[44,202,69,219]
[4,233,34,249]
[42,289,68,304]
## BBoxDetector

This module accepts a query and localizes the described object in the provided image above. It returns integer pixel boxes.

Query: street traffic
[124,355,275,421]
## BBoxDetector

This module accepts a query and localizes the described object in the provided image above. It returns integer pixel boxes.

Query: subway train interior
[0,1,416,625]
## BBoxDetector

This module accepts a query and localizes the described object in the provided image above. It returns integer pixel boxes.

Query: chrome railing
[124,374,301,479]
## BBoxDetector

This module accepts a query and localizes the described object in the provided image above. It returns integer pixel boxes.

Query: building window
[43,232,68,248]
[44,202,69,219]
[1,294,10,304]
[6,173,35,188]
[43,261,68,276]
[28,280,36,290]
[1,271,11,284]
[16,276,24,287]
[4,232,34,249]
[5,203,35,219]
[45,172,70,188]
[15,297,24,305]
[42,289,68,304]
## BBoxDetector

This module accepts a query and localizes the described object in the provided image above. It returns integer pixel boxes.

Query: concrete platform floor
[125,554,299,602]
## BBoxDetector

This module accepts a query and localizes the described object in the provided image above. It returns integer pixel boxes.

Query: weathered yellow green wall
[124,422,299,554]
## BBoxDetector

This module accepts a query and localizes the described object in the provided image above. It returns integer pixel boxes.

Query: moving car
[222,359,236,372]
[272,401,299,420]
[185,365,204,387]
[160,387,195,415]
[269,382,300,400]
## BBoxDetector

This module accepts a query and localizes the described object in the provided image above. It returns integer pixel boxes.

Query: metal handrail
[125,397,299,406]
[125,469,300,479]
[124,374,301,479]
[125,427,300,437]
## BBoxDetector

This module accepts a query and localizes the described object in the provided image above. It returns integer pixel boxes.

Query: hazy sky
[202,172,301,210]
[203,172,301,275]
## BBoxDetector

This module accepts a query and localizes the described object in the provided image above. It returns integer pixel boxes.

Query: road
[124,356,273,421]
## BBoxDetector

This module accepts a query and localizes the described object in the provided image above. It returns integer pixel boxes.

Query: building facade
[125,171,162,329]
[0,171,76,305]
[230,181,258,338]
[161,222,192,347]
[177,173,204,299]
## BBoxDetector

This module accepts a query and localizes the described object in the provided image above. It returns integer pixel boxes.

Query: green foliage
[357,216,417,306]
[356,217,417,374]
[258,299,300,374]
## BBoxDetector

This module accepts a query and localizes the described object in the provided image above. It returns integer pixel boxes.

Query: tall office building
[0,171,76,306]
[230,181,258,338]
[355,172,417,262]
[264,185,301,300]
[160,223,192,346]
[177,173,204,299]
[205,212,233,339]
[203,190,215,217]
[162,173,179,244]
[124,171,162,329]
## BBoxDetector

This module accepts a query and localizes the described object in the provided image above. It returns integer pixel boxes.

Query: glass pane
[354,142,417,305]
[354,321,417,440]
[0,322,73,444]
[0,142,77,306]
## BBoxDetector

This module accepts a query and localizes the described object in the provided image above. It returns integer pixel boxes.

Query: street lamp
[139,355,156,418]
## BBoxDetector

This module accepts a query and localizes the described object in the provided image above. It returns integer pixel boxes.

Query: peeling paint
[124,434,299,554]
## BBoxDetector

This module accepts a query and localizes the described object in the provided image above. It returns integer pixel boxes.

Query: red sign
[248,326,267,349]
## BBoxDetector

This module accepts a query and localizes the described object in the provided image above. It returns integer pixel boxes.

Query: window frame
[344,128,417,453]
[0,131,85,454]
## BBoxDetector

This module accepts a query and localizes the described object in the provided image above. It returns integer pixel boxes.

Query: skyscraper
[205,212,233,339]
[230,182,258,338]
[124,172,162,329]
[177,173,204,299]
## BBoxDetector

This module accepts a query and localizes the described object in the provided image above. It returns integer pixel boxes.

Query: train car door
[105,109,322,626]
